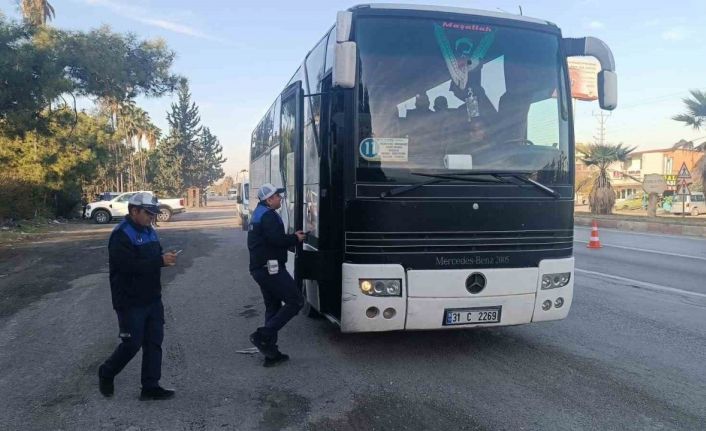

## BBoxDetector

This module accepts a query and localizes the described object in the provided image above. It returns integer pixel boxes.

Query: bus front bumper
[340,258,574,333]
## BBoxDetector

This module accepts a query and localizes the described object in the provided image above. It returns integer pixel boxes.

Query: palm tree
[673,89,706,189]
[581,144,636,214]
[19,0,55,26]
[118,103,161,189]
[144,124,161,151]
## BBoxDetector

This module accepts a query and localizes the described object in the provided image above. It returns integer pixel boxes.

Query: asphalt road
[0,199,704,430]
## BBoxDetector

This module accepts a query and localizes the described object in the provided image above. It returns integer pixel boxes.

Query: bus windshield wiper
[380,172,501,198]
[490,171,560,199]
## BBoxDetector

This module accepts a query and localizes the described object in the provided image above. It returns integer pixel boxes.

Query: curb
[575,214,706,238]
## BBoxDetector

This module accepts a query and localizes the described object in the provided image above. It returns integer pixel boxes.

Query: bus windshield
[356,17,570,184]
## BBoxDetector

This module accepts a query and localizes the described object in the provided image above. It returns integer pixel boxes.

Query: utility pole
[592,110,611,145]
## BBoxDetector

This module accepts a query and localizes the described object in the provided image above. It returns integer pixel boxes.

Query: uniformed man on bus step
[98,192,178,400]
[247,183,306,367]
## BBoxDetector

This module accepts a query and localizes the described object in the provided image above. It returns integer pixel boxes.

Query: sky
[2,0,705,178]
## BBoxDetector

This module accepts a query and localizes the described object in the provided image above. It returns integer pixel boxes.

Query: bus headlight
[359,279,402,297]
[541,273,571,289]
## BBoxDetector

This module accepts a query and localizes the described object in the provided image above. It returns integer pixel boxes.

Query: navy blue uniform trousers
[99,299,164,389]
[251,266,303,337]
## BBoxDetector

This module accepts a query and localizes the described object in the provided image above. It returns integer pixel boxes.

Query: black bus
[249,4,617,332]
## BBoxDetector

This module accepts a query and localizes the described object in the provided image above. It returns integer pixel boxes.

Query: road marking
[575,268,706,299]
[574,239,706,261]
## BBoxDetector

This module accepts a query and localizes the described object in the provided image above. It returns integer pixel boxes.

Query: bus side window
[280,95,298,234]
[325,26,335,74]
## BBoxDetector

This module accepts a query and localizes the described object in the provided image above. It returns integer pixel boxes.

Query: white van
[670,192,705,216]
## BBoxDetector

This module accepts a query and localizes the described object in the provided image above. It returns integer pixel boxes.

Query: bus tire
[241,215,249,231]
[302,281,321,319]
[692,208,700,216]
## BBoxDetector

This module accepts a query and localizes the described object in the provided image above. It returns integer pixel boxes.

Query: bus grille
[345,230,574,254]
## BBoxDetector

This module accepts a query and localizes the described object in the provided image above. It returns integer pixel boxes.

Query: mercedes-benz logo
[466,272,487,294]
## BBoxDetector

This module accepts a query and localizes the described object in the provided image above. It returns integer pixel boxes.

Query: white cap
[257,183,286,201]
[128,192,160,214]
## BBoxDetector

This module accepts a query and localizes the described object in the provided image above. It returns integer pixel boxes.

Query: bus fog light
[366,307,379,318]
[542,300,552,311]
[541,272,571,289]
[555,297,564,308]
[383,308,396,319]
[359,279,402,296]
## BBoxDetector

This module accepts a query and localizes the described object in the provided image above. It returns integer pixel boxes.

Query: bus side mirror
[336,11,352,42]
[333,42,357,89]
[598,70,617,110]
[564,36,617,110]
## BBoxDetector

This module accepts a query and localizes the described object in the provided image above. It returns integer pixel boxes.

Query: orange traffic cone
[587,220,602,249]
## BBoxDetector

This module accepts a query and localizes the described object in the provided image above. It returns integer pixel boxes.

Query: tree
[673,89,706,189]
[118,102,160,190]
[151,134,183,197]
[581,144,636,215]
[166,78,202,188]
[157,78,226,197]
[0,107,113,218]
[194,127,226,193]
[61,27,179,103]
[0,16,180,219]
[0,19,71,137]
[217,176,235,196]
[18,0,55,27]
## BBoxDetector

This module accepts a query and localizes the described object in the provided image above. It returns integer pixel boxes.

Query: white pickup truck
[85,191,185,224]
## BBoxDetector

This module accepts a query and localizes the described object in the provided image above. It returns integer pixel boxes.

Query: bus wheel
[692,208,700,216]
[302,281,321,319]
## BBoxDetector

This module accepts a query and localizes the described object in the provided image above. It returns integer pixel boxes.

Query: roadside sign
[677,163,691,180]
[678,184,690,196]
[642,174,668,194]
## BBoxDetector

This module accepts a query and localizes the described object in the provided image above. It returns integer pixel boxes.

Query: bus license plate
[443,307,502,326]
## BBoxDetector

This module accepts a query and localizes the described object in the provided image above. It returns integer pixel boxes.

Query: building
[575,141,704,201]
[618,142,703,195]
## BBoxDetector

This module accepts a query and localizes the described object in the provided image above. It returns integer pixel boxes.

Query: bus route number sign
[359,138,409,162]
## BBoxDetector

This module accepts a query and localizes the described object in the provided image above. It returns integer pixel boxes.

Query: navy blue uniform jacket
[247,202,298,272]
[108,217,164,310]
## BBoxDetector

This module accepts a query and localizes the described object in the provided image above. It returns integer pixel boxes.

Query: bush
[0,176,82,221]
[0,177,50,220]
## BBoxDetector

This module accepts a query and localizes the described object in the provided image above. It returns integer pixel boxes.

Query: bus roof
[349,3,554,27]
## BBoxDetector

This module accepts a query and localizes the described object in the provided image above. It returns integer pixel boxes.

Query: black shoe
[249,331,278,358]
[139,386,175,401]
[263,352,290,368]
[98,367,114,397]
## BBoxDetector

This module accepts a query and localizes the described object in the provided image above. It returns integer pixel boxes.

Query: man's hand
[295,231,306,242]
[162,252,177,267]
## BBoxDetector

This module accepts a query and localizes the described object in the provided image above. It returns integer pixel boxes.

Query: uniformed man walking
[248,183,305,367]
[98,192,177,400]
